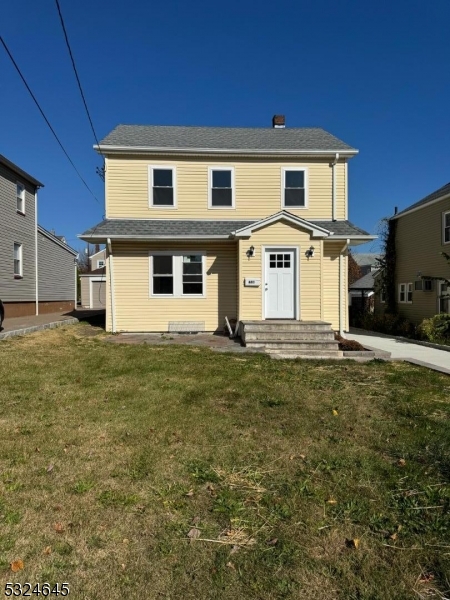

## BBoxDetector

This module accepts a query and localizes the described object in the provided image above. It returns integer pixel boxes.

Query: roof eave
[391,191,450,220]
[94,144,358,158]
[78,233,234,242]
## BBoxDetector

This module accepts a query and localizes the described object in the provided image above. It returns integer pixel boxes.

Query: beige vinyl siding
[238,221,323,323]
[80,276,90,308]
[323,241,346,330]
[107,241,237,332]
[395,196,450,324]
[106,156,347,221]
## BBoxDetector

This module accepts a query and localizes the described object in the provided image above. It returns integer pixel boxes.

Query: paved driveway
[346,328,450,375]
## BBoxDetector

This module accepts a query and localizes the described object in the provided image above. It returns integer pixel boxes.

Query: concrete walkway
[346,328,450,375]
[0,310,105,340]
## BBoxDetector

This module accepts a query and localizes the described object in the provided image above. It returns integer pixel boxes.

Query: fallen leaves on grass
[10,559,24,572]
[43,546,52,555]
[187,527,201,540]
[54,522,65,534]
[345,538,360,549]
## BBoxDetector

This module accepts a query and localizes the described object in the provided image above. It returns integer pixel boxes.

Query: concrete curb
[0,318,79,340]
[404,358,450,376]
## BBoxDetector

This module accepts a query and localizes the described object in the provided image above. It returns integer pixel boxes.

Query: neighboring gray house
[0,154,77,318]
[352,253,381,276]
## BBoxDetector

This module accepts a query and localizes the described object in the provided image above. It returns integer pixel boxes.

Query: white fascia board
[391,192,450,220]
[94,144,359,158]
[233,211,331,238]
[330,235,377,246]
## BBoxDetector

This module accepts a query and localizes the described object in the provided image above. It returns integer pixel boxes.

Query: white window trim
[148,165,177,209]
[438,281,450,314]
[97,259,106,269]
[398,282,412,304]
[281,167,308,210]
[16,182,25,214]
[149,251,206,298]
[443,211,450,245]
[14,242,23,277]
[208,166,235,209]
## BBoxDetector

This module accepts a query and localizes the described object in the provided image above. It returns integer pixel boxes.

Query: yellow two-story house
[79,118,375,337]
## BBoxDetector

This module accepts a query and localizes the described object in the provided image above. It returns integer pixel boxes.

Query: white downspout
[331,152,339,222]
[339,238,350,336]
[107,238,116,333]
[35,189,39,315]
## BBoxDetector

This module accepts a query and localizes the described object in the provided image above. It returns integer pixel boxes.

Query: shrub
[417,314,450,344]
[335,334,365,351]
[352,312,415,337]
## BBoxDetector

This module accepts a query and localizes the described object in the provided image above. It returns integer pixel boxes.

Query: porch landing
[239,320,342,358]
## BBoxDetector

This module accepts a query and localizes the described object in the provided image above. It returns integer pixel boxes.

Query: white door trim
[89,276,106,309]
[261,246,300,320]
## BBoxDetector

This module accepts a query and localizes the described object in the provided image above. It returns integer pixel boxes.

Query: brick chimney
[272,115,285,128]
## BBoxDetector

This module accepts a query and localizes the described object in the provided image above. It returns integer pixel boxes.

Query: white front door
[264,249,295,319]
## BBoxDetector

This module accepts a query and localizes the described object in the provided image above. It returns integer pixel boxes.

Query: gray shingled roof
[79,219,371,241]
[352,253,382,267]
[349,270,378,290]
[395,182,450,218]
[98,125,357,153]
[310,220,371,236]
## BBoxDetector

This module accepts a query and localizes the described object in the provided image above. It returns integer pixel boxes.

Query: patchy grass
[0,325,449,599]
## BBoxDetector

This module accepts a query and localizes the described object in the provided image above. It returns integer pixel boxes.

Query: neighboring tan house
[79,118,375,348]
[375,182,450,324]
[79,248,106,309]
[0,154,78,318]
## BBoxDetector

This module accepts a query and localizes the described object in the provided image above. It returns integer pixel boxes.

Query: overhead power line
[0,35,101,205]
[55,0,105,180]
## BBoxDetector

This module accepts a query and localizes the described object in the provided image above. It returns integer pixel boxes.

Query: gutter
[94,144,359,158]
[391,191,450,220]
[107,238,116,333]
[331,153,339,221]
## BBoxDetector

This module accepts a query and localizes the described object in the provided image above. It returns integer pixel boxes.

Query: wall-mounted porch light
[305,246,315,258]
[247,245,255,258]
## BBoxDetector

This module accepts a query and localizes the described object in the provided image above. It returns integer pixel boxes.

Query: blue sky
[2,0,449,253]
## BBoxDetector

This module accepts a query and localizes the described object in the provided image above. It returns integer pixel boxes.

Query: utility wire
[54,0,105,176]
[0,35,101,205]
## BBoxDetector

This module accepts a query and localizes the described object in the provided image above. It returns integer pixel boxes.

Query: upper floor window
[97,260,106,269]
[14,243,23,278]
[149,166,176,207]
[209,168,234,208]
[399,282,412,303]
[380,289,386,303]
[282,168,307,208]
[443,211,450,244]
[17,183,25,214]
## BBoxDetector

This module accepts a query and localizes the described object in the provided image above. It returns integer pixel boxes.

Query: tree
[348,250,362,285]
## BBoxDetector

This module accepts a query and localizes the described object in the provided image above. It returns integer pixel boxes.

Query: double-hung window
[209,168,234,208]
[97,260,106,269]
[443,211,450,244]
[439,282,450,314]
[151,253,205,297]
[149,166,176,207]
[14,243,23,277]
[282,168,307,208]
[399,283,412,303]
[17,183,25,214]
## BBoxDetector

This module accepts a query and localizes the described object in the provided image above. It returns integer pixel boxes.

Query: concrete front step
[244,330,335,342]
[241,320,332,333]
[267,349,343,359]
[246,340,339,351]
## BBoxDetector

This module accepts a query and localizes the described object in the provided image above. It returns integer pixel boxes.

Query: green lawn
[0,324,449,599]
